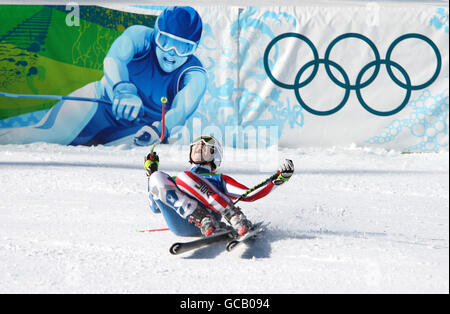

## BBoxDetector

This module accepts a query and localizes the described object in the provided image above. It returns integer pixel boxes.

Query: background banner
[0,3,448,151]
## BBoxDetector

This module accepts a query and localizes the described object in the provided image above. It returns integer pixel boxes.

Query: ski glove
[273,159,294,185]
[112,81,143,122]
[144,152,159,177]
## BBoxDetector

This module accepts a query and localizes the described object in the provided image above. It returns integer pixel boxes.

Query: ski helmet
[154,7,203,57]
[189,135,223,171]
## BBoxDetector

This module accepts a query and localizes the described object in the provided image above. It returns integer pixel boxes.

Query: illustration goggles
[155,23,198,57]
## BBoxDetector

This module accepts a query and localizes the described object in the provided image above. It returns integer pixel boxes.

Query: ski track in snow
[0,143,448,293]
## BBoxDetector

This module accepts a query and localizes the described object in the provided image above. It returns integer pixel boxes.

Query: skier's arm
[148,194,161,214]
[145,152,161,214]
[222,160,294,202]
[103,25,153,99]
[162,69,207,133]
[222,175,277,202]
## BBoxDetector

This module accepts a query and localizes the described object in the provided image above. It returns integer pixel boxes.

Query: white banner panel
[0,3,448,152]
[236,4,449,151]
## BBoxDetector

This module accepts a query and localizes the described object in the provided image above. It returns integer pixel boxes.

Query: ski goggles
[155,23,198,57]
[191,136,218,149]
[190,136,223,158]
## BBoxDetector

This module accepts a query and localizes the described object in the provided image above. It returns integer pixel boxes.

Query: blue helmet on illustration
[154,6,203,73]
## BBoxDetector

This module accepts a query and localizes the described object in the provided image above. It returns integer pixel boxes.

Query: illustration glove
[112,81,143,122]
[273,159,294,185]
[144,151,159,177]
[134,124,160,146]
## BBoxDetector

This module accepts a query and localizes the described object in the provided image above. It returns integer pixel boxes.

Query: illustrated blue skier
[144,135,295,237]
[0,6,207,146]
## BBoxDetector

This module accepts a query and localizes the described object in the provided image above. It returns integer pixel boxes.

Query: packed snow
[0,143,448,293]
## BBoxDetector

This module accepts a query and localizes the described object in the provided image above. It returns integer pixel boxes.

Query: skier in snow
[0,6,207,146]
[145,135,294,237]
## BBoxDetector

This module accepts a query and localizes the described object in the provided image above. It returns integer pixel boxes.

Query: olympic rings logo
[263,33,442,116]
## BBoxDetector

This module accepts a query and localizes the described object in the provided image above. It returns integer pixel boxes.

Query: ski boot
[224,207,252,237]
[188,204,220,237]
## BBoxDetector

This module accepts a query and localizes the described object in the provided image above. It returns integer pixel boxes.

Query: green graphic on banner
[0,5,156,120]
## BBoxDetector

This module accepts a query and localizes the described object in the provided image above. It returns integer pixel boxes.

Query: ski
[169,222,269,255]
[169,229,234,255]
[226,222,269,252]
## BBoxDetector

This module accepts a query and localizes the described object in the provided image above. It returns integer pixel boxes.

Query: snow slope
[0,143,448,293]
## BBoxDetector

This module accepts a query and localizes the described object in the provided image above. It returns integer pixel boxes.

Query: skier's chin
[158,58,176,72]
[191,156,205,164]
[158,62,177,73]
[191,155,210,166]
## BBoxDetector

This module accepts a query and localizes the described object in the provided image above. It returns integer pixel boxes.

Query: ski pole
[150,96,167,154]
[233,172,279,205]
[146,97,167,191]
[136,227,170,233]
[0,91,155,115]
[0,91,112,105]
